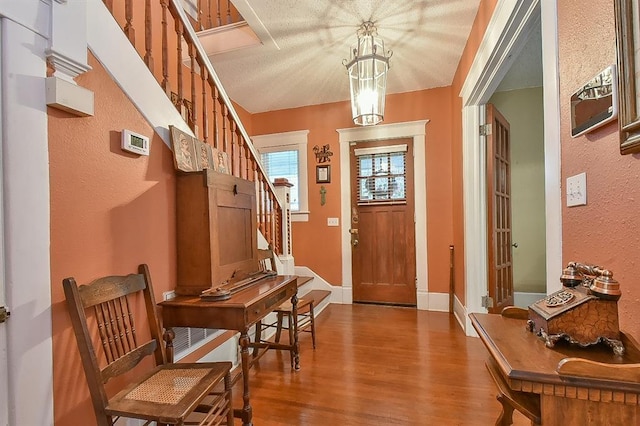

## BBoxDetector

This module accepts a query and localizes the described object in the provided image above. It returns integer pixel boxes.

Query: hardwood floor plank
[233,304,529,425]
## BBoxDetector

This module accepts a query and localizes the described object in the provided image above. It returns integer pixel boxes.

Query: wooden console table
[159,275,299,426]
[470,313,640,425]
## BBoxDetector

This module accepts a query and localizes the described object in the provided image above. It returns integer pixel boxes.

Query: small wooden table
[470,313,640,425]
[159,275,299,426]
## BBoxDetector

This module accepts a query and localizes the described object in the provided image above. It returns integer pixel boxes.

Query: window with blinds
[261,150,300,211]
[355,146,407,204]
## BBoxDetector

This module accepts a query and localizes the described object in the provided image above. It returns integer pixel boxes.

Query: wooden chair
[63,264,234,426]
[253,290,330,359]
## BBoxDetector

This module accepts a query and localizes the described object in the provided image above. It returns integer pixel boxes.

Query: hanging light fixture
[343,21,392,126]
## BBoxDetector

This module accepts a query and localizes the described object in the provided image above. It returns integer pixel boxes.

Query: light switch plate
[567,172,587,207]
[327,217,339,227]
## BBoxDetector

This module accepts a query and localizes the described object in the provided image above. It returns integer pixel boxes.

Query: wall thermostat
[121,129,150,156]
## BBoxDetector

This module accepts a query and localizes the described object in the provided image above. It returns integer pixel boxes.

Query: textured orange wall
[251,87,454,292]
[557,0,640,340]
[449,0,499,304]
[49,53,178,425]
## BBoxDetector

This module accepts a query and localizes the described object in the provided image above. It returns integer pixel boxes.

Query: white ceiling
[205,0,483,114]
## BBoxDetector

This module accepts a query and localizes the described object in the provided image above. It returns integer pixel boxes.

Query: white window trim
[251,130,310,222]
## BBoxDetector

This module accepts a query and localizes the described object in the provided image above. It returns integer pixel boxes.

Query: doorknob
[352,239,359,247]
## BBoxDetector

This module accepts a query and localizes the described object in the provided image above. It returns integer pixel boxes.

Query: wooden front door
[486,104,514,313]
[350,138,416,306]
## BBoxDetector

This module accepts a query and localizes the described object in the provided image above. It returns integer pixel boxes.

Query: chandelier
[343,21,392,126]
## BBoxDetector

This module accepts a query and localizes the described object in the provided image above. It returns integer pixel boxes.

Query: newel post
[273,178,295,274]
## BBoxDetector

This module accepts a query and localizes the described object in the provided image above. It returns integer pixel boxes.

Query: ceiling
[204,0,484,114]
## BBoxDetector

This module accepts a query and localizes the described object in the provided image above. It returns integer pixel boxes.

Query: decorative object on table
[527,261,624,355]
[320,186,326,206]
[169,125,197,172]
[316,165,331,184]
[313,144,333,163]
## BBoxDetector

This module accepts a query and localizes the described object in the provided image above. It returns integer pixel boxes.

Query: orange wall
[449,0,499,304]
[251,87,454,292]
[557,0,640,340]
[49,53,178,425]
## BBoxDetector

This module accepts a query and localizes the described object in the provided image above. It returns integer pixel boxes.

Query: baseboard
[514,292,545,308]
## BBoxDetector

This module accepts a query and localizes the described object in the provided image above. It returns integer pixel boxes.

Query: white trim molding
[459,0,561,336]
[337,120,429,309]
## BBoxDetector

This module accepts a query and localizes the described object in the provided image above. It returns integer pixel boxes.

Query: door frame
[460,0,562,335]
[337,120,431,310]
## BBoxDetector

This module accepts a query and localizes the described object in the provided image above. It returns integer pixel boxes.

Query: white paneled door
[0,23,8,426]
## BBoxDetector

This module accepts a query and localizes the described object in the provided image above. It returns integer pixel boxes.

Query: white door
[0,23,9,426]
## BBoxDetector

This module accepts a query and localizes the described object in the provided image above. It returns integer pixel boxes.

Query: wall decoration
[316,165,331,183]
[615,0,640,154]
[212,148,230,174]
[170,125,197,172]
[195,140,214,170]
[313,144,333,163]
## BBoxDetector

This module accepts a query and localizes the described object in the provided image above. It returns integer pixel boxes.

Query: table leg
[291,293,300,371]
[163,328,175,363]
[495,394,515,426]
[239,330,253,426]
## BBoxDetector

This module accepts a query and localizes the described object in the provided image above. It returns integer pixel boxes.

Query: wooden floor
[233,304,529,425]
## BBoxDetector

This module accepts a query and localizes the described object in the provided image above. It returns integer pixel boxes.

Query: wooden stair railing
[103,0,283,255]
[190,0,244,32]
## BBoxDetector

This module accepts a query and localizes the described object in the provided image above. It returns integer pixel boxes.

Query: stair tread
[296,276,314,286]
[277,289,331,312]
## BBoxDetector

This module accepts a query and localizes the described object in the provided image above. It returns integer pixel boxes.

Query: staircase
[91,0,334,361]
[100,0,285,255]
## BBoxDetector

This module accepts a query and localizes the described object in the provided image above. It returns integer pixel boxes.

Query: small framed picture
[170,125,197,172]
[316,165,331,183]
[195,140,214,171]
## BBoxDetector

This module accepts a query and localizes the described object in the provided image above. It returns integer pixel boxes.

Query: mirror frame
[615,0,640,154]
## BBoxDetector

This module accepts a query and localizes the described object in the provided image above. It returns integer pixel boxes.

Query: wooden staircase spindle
[212,84,219,148]
[144,0,153,71]
[175,19,184,118]
[201,63,209,144]
[124,0,135,43]
[160,0,171,95]
[189,42,198,137]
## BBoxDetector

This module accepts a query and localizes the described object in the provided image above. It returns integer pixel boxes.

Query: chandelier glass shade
[343,22,392,126]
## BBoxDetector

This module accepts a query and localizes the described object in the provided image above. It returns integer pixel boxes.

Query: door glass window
[356,151,406,204]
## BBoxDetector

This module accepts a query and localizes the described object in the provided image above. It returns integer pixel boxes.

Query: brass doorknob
[352,239,359,247]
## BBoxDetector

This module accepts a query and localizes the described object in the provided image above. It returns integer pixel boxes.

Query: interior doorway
[460,0,562,334]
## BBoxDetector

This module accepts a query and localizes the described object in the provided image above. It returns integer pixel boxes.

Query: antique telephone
[527,261,624,355]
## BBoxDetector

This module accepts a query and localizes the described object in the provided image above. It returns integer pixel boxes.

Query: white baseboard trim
[514,292,545,308]
[453,295,469,334]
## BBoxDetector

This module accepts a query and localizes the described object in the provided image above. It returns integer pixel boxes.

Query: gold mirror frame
[615,0,640,154]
